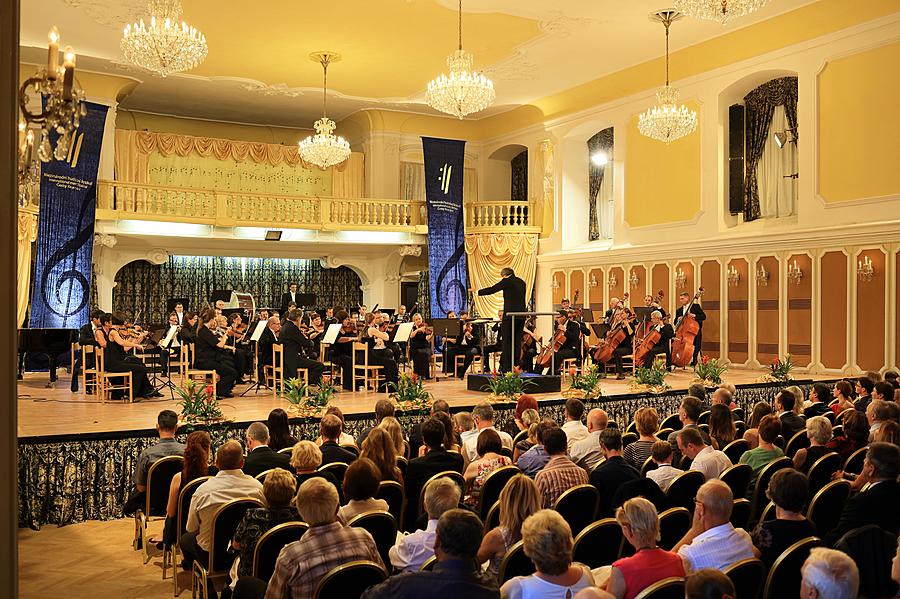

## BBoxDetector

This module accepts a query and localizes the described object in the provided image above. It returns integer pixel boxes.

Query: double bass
[592,293,634,364]
[670,287,704,367]
[632,290,665,365]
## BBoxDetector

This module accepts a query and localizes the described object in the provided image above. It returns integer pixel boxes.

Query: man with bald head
[673,479,754,572]
[570,408,609,470]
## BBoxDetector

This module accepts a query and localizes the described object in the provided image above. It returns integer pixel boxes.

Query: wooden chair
[572,518,624,569]
[191,497,264,599]
[347,511,397,569]
[478,465,520,520]
[657,507,691,551]
[135,455,184,566]
[805,480,851,540]
[454,353,483,376]
[552,484,599,536]
[762,537,822,599]
[497,540,535,584]
[375,481,404,530]
[81,344,98,395]
[730,498,752,530]
[172,344,190,385]
[314,561,386,599]
[182,344,217,391]
[720,463,754,500]
[272,344,309,396]
[723,558,765,599]
[561,357,580,381]
[251,521,308,581]
[722,439,750,465]
[635,577,686,599]
[170,476,212,594]
[95,346,133,403]
[352,342,384,393]
[665,470,705,512]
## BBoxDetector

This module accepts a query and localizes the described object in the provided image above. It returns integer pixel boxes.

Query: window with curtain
[510,150,528,202]
[756,104,798,218]
[587,128,614,241]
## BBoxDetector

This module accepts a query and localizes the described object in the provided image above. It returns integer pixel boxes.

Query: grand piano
[17,328,78,386]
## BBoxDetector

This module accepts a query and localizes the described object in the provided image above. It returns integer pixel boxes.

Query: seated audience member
[589,429,640,517]
[667,396,710,463]
[338,457,389,524]
[684,569,736,599]
[242,422,291,478]
[408,400,451,457]
[404,418,465,532]
[776,390,806,439]
[866,399,893,440]
[570,408,609,470]
[562,398,589,449]
[711,387,737,411]
[830,380,855,415]
[266,408,298,452]
[688,383,709,408]
[804,383,833,419]
[455,411,478,447]
[290,440,342,503]
[379,415,407,458]
[514,395,539,431]
[535,428,588,508]
[463,402,514,462]
[826,442,900,545]
[516,419,556,478]
[390,477,461,572]
[647,440,680,493]
[318,414,358,466]
[363,509,499,599]
[513,422,539,463]
[673,480,755,571]
[679,427,732,480]
[738,414,784,488]
[357,398,395,447]
[742,401,774,449]
[826,409,869,460]
[317,405,355,446]
[623,407,660,470]
[854,376,875,412]
[159,431,216,547]
[792,416,833,473]
[478,474,540,577]
[360,426,404,484]
[607,497,685,599]
[126,409,185,514]
[801,548,860,599]
[873,381,895,402]
[500,510,595,598]
[750,469,815,568]
[432,410,461,453]
[875,420,900,446]
[463,429,512,508]
[180,441,265,570]
[708,404,737,451]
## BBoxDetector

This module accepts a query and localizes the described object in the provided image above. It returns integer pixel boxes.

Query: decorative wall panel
[727,259,750,364]
[755,256,781,364]
[700,261,721,358]
[787,253,813,367]
[855,248,886,371]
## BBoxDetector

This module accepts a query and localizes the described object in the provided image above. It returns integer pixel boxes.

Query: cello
[632,290,666,365]
[592,293,634,364]
[535,290,577,370]
[670,287,704,367]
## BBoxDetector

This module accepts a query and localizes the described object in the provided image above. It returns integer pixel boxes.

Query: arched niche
[485,143,528,201]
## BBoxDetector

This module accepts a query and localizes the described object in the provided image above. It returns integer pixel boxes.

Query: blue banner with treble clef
[422,136,468,318]
[29,101,108,329]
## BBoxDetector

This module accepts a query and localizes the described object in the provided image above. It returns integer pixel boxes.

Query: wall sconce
[787,260,803,285]
[727,265,741,287]
[551,275,560,290]
[607,272,618,289]
[588,273,599,289]
[628,270,640,289]
[857,256,875,282]
[675,268,687,289]
[756,264,769,287]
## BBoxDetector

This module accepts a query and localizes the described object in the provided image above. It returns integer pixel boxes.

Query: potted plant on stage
[764,354,794,383]
[176,380,227,428]
[281,377,309,417]
[389,372,432,413]
[631,358,671,393]
[694,355,728,386]
[482,371,534,404]
[563,364,604,400]
[283,378,336,418]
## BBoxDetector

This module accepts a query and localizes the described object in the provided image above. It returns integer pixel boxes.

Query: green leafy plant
[694,355,728,385]
[482,371,534,400]
[176,380,223,425]
[389,372,432,412]
[280,377,309,408]
[570,364,604,397]
[769,355,794,381]
[634,359,670,390]
[305,380,336,409]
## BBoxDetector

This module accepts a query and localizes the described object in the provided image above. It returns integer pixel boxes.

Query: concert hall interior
[5,1,900,598]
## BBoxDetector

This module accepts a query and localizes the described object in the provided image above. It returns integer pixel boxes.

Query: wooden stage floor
[16,367,829,438]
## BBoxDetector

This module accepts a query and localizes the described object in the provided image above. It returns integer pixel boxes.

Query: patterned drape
[510,150,528,202]
[113,256,362,323]
[743,77,798,222]
[417,270,431,320]
[587,128,614,241]
[465,233,538,318]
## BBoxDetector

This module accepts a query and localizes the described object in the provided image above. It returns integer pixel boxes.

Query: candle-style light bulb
[47,26,60,79]
[62,46,76,101]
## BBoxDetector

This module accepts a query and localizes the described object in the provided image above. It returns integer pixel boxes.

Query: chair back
[723,558,765,599]
[176,476,212,541]
[759,500,776,524]
[318,462,349,486]
[698,410,711,425]
[833,524,900,599]
[419,555,438,572]
[785,430,811,458]
[734,420,747,438]
[254,468,277,483]
[730,498,752,530]
[805,480,851,539]
[665,470,705,512]
[732,408,745,421]
[621,432,638,449]
[277,447,293,455]
[347,510,397,568]
[552,484,599,536]
[634,577,686,599]
[722,439,750,464]
[750,457,792,520]
[375,480,404,528]
[341,444,361,457]
[762,537,822,599]
[657,507,691,551]
[418,470,466,516]
[497,540,535,584]
[656,428,674,441]
[626,420,638,434]
[395,455,409,479]
[251,521,308,581]
[806,451,841,494]
[641,456,658,477]
[313,560,386,599]
[572,518,624,569]
[484,501,501,534]
[831,424,843,438]
[843,446,867,474]
[720,463,753,500]
[208,498,265,573]
[660,413,682,431]
[513,429,529,446]
[478,465,520,520]
[272,344,284,392]
[144,455,184,517]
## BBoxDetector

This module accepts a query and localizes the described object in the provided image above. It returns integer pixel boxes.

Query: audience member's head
[267,408,293,446]
[434,509,483,562]
[424,477,462,521]
[246,421,270,448]
[711,388,733,407]
[319,414,342,443]
[865,371,883,383]
[875,420,900,446]
[565,398,585,423]
[360,427,400,480]
[586,408,609,433]
[786,385,804,415]
[296,477,339,526]
[634,407,660,437]
[378,416,405,456]
[810,383,831,404]
[748,401,774,429]
[476,428,502,458]
[343,457,380,502]
[182,430,212,480]
[757,414,782,445]
[499,474,540,542]
[688,383,708,404]
[856,377,875,397]
[806,416,833,446]
[431,399,450,415]
[374,398,395,423]
[834,380,853,400]
[454,411,474,434]
[432,410,457,450]
[599,428,623,456]
[290,440,322,472]
[651,440,673,465]
[516,394,539,422]
[775,389,796,414]
[157,409,178,436]
[615,497,660,550]
[535,418,558,446]
[521,509,574,576]
[216,440,244,470]
[520,408,541,429]
[708,404,735,443]
[677,426,707,459]
[263,468,297,508]
[473,402,495,428]
[421,417,446,451]
[542,428,568,457]
[685,569,736,599]
[694,480,733,530]
[801,547,859,599]
[868,399,892,425]
[766,469,808,514]
[873,382,894,401]
[841,410,870,445]
[680,396,703,424]
[864,442,900,481]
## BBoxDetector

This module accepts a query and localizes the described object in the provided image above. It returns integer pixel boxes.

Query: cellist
[639,310,675,369]
[674,291,706,366]
[534,310,581,374]
[592,303,634,380]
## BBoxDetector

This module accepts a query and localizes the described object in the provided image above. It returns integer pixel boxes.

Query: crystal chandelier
[298,52,351,170]
[638,10,697,145]
[425,0,495,119]
[121,0,208,77]
[674,0,772,24]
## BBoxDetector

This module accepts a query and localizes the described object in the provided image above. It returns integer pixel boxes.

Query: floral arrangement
[389,372,432,413]
[482,371,534,403]
[563,364,604,400]
[767,355,794,382]
[694,355,728,385]
[177,380,224,425]
[631,358,671,393]
[282,377,335,417]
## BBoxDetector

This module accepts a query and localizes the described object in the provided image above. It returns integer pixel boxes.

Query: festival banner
[422,136,468,317]
[29,101,108,329]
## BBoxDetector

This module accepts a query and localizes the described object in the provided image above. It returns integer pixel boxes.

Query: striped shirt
[534,455,588,508]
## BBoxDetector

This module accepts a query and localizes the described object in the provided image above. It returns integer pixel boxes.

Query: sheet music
[392,322,414,343]
[250,320,268,342]
[322,323,342,344]
[162,325,179,348]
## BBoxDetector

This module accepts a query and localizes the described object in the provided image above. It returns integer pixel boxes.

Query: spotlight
[265,230,283,241]
[591,151,609,166]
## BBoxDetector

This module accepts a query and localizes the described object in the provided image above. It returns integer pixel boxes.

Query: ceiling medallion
[298,52,351,170]
[121,0,208,77]
[674,0,772,24]
[637,10,697,145]
[425,0,495,119]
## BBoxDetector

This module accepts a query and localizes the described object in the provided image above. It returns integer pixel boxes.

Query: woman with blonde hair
[477,474,541,576]
[360,426,403,484]
[623,407,659,469]
[378,415,407,458]
[785,385,805,416]
[290,440,342,502]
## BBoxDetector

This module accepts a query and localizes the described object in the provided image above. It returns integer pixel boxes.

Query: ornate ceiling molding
[63,0,145,28]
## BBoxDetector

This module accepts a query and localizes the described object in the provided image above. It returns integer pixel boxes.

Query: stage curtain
[17,212,38,327]
[465,233,537,318]
[757,104,798,218]
[587,128,614,241]
[331,151,365,198]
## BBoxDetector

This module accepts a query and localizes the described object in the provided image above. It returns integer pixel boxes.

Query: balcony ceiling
[21,0,815,128]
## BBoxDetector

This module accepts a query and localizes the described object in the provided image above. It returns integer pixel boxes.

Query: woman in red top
[830,380,854,414]
[606,497,685,599]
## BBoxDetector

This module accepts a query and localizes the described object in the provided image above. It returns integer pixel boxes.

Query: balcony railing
[464,200,542,234]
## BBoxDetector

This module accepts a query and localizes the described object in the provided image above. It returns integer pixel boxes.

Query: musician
[674,292,706,366]
[639,310,674,369]
[483,310,504,356]
[604,298,622,324]
[358,304,368,323]
[162,312,182,353]
[392,304,409,324]
[363,312,399,392]
[379,312,404,363]
[70,309,103,393]
[568,306,591,361]
[177,312,199,345]
[409,313,434,379]
[447,311,480,378]
[95,312,159,399]
[306,313,324,359]
[225,313,252,381]
[214,299,226,316]
[195,309,238,397]
[174,302,186,325]
[256,316,280,381]
[592,307,634,380]
[535,310,581,374]
[518,319,542,373]
[281,309,325,386]
[644,294,667,320]
[323,306,338,327]
[475,267,527,372]
[332,310,359,391]
[560,298,571,311]
[280,283,299,314]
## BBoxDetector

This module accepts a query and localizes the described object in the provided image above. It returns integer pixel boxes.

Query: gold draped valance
[465,233,538,318]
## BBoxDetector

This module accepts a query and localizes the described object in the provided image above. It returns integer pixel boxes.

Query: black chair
[341,443,361,457]
[720,464,753,500]
[734,420,747,438]
[773,435,785,450]
[347,511,397,569]
[171,476,212,595]
[843,446,867,475]
[254,468,277,483]
[656,427,674,441]
[192,497,265,598]
[419,555,438,572]
[499,446,514,459]
[277,447,293,455]
[418,470,465,518]
[759,501,776,524]
[834,524,900,599]
[657,507,691,551]
[483,500,501,534]
[375,480,404,529]
[722,439,749,465]
[665,470,705,512]
[513,429,529,446]
[626,420,638,434]
[785,430,810,458]
[723,558,765,599]
[251,521,308,581]
[762,536,822,599]
[805,451,841,494]
[641,456,658,477]
[572,518,624,569]
[478,465,519,520]
[318,461,349,486]
[313,560,387,599]
[553,484,599,536]
[831,424,843,438]
[805,480,851,540]
[660,413,682,431]
[634,576,686,599]
[622,431,639,449]
[730,498,752,530]
[698,410,711,425]
[749,457,792,522]
[396,455,408,479]
[137,455,184,566]
[732,408,745,421]
[498,540,536,584]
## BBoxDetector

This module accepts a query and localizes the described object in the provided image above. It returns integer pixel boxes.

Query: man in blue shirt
[516,419,557,478]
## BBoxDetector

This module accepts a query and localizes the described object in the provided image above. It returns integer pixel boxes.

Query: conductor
[475,267,527,372]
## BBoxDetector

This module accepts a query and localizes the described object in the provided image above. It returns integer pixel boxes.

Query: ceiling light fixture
[638,10,697,145]
[425,0,495,119]
[121,0,208,77]
[674,0,772,24]
[298,52,351,170]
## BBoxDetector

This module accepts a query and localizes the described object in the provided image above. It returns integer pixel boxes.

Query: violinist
[448,311,481,378]
[162,312,182,354]
[214,299,226,317]
[674,291,706,366]
[518,317,542,373]
[323,306,338,327]
[332,310,359,391]
[534,310,581,374]
[378,311,403,363]
[363,312,398,391]
[392,304,410,324]
[173,301,186,325]
[408,313,434,379]
[94,312,160,399]
[639,310,674,369]
[281,309,325,385]
[226,313,252,381]
[306,312,324,359]
[256,316,280,381]
[71,309,102,393]
[195,309,238,397]
[177,312,199,345]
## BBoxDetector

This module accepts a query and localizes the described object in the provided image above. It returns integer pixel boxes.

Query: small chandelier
[425,0,495,119]
[638,10,697,145]
[299,52,351,170]
[857,256,875,283]
[756,263,769,287]
[674,0,772,24]
[121,0,208,77]
[675,268,687,289]
[727,265,741,287]
[787,259,803,285]
[607,272,618,290]
[629,270,640,289]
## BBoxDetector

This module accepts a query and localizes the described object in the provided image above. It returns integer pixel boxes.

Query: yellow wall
[818,41,900,203]
[624,101,701,228]
[116,110,311,145]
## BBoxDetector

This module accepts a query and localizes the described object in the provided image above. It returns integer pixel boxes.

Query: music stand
[295,293,316,309]
[148,326,180,398]
[632,307,654,324]
[591,323,610,338]
[580,308,595,323]
[431,318,460,339]
[210,290,232,305]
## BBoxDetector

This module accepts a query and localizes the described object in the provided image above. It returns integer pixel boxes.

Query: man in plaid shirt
[534,428,588,508]
[264,477,385,599]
